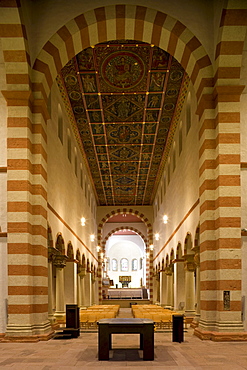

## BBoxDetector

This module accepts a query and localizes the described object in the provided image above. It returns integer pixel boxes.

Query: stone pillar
[191,252,201,328]
[54,255,67,321]
[77,264,82,307]
[48,248,56,323]
[153,272,160,304]
[173,259,185,311]
[165,266,174,308]
[149,249,154,303]
[97,252,103,303]
[3,91,52,339]
[78,266,86,308]
[83,271,92,307]
[159,271,167,306]
[64,261,77,304]
[184,255,196,315]
[91,273,96,305]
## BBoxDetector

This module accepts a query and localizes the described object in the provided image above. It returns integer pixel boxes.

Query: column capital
[165,266,173,276]
[78,265,87,277]
[48,246,60,263]
[53,254,68,268]
[184,254,196,272]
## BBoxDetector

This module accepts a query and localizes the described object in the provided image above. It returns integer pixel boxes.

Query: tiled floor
[0,310,247,369]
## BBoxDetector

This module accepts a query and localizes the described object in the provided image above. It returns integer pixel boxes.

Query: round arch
[102,226,148,251]
[32,5,214,103]
[98,208,153,246]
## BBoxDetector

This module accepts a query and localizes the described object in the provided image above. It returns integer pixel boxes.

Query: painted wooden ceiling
[58,40,188,206]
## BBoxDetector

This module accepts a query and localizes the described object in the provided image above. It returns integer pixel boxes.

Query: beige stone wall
[47,81,98,263]
[153,81,199,265]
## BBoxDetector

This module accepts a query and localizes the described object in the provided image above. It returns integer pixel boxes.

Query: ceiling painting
[58,40,188,206]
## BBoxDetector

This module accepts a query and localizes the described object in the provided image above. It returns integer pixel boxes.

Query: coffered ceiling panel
[58,40,189,206]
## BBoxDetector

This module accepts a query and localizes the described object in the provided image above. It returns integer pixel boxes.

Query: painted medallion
[101,51,145,90]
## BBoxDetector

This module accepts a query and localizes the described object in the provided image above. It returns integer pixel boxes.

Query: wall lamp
[81,217,86,226]
[155,233,160,241]
[96,245,101,252]
[90,234,95,242]
[163,215,168,224]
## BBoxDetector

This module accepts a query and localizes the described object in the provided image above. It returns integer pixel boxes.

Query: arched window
[67,129,71,162]
[163,173,166,196]
[172,141,176,171]
[74,147,78,176]
[132,259,138,271]
[58,104,63,144]
[80,164,83,188]
[112,258,118,271]
[179,120,183,155]
[168,158,171,184]
[140,258,143,270]
[186,92,191,134]
[120,258,128,272]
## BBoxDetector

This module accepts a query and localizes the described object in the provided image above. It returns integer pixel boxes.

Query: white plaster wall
[153,82,200,266]
[106,234,145,252]
[20,0,219,66]
[47,82,98,265]
[107,240,144,288]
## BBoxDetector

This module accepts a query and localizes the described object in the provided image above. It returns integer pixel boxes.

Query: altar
[107,288,146,299]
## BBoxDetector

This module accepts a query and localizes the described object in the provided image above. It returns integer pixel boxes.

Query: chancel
[0,0,247,347]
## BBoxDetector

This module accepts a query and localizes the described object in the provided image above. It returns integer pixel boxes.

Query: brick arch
[76,249,81,264]
[47,224,53,248]
[194,224,200,249]
[55,233,65,254]
[98,208,153,247]
[102,226,148,251]
[31,5,214,102]
[183,232,193,255]
[67,241,74,259]
[176,242,183,259]
[170,248,175,261]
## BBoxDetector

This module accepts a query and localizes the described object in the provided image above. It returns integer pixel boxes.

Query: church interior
[1,1,247,360]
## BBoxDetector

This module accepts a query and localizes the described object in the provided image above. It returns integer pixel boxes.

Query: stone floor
[0,309,247,369]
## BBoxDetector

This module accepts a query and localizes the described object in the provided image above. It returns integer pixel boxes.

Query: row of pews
[80,305,120,329]
[132,304,186,330]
